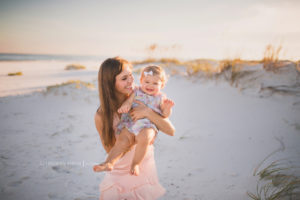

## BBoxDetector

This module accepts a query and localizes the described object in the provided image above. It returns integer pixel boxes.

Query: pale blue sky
[1,0,299,60]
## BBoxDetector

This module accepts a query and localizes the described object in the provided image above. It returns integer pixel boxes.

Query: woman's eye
[122,76,127,80]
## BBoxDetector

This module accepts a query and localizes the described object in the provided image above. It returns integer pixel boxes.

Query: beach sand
[0,60,299,199]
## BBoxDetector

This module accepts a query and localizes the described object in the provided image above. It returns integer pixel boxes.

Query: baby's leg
[130,128,156,176]
[93,128,135,172]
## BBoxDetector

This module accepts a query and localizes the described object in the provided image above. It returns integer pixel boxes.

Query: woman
[94,57,175,199]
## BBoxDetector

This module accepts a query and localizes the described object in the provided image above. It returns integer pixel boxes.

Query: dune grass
[216,59,257,86]
[133,57,257,75]
[65,64,86,70]
[185,60,216,76]
[133,57,298,81]
[132,43,298,86]
[133,43,299,77]
[46,80,94,92]
[8,71,23,76]
[261,44,283,72]
[247,141,300,200]
[132,58,182,65]
[247,161,300,200]
[132,58,157,65]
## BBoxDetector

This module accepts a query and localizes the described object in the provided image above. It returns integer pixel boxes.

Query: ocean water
[0,53,105,62]
[0,53,142,62]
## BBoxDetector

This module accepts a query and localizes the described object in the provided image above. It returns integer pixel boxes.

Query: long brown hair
[97,57,131,148]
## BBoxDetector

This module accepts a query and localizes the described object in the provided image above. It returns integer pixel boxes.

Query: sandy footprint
[226,184,236,189]
[48,193,59,199]
[7,176,30,187]
[52,165,71,174]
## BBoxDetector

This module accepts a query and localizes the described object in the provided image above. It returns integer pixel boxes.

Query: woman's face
[115,64,134,95]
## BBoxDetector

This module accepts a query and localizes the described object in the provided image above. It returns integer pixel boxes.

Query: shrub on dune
[132,57,182,65]
[132,58,157,65]
[8,72,23,76]
[46,80,94,93]
[159,58,182,65]
[65,64,86,70]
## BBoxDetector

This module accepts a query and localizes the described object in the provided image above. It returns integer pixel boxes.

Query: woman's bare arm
[94,112,111,154]
[129,100,175,136]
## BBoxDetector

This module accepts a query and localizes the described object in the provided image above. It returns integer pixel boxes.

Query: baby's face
[140,75,163,95]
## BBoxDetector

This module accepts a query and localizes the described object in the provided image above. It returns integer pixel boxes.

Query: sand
[0,60,299,200]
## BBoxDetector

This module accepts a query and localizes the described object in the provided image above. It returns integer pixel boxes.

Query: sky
[0,0,299,60]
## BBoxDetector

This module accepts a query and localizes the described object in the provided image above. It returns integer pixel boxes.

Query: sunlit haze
[1,0,299,60]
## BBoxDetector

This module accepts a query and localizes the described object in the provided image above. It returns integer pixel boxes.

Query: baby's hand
[161,98,175,118]
[161,98,175,110]
[118,103,131,113]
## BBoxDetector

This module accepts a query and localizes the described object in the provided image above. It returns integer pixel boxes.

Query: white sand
[0,61,100,97]
[0,61,299,200]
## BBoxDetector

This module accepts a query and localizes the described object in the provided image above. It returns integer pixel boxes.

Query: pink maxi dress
[99,115,165,200]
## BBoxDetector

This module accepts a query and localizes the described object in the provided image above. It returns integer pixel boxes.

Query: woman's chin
[127,89,133,94]
[127,86,134,93]
[123,88,132,95]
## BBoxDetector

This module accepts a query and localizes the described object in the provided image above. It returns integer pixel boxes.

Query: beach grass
[132,58,157,65]
[8,71,23,76]
[65,64,86,70]
[132,58,182,65]
[132,56,298,86]
[46,80,94,92]
[185,61,215,76]
[261,44,283,72]
[247,158,300,200]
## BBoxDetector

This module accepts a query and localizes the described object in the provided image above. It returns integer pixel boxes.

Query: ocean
[0,53,105,62]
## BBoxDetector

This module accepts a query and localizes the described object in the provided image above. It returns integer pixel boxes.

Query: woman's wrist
[145,106,152,118]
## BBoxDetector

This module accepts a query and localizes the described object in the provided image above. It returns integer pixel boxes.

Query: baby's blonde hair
[140,65,167,87]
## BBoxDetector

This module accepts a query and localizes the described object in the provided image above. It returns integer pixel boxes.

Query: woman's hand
[130,100,175,136]
[129,100,151,121]
[118,102,131,113]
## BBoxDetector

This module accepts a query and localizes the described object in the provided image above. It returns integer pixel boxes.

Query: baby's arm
[160,97,175,118]
[118,92,135,113]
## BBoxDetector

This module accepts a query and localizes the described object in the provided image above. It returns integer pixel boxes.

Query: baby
[94,65,174,175]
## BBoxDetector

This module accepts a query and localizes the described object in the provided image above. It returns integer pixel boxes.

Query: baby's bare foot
[130,164,140,176]
[93,163,113,172]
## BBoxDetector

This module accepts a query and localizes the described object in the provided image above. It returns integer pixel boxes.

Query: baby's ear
[161,82,165,89]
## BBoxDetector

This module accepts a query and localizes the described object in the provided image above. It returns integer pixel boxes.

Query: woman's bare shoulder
[95,110,102,120]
